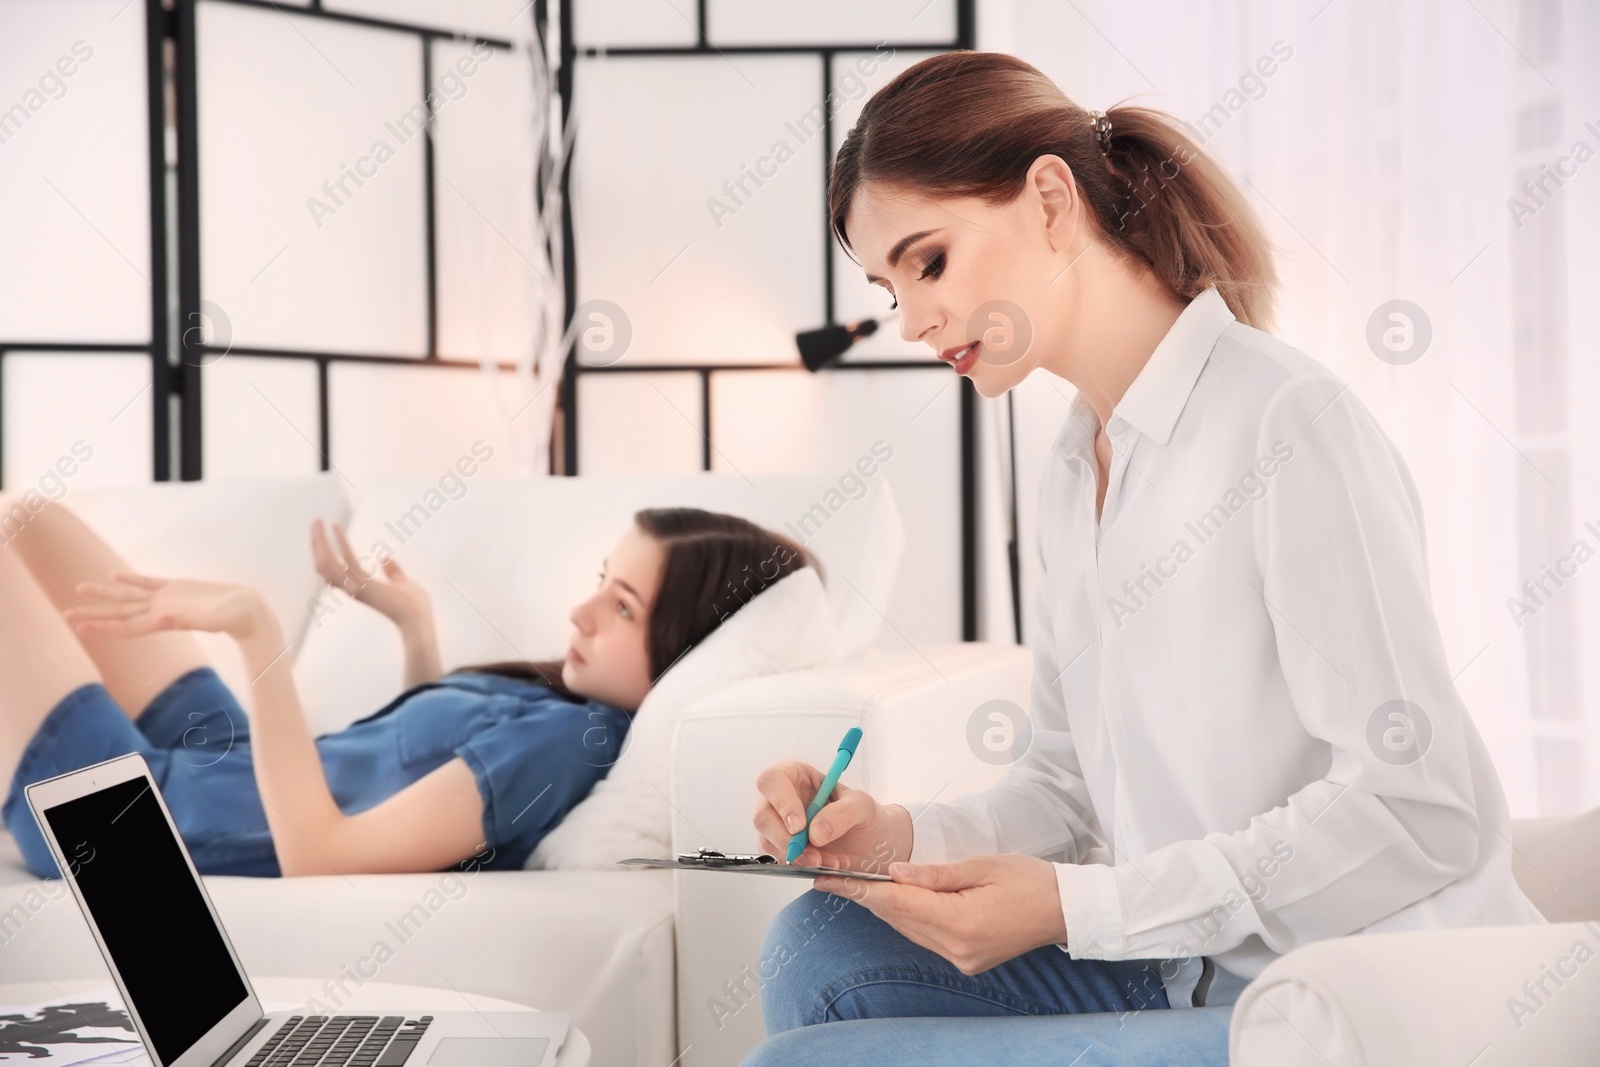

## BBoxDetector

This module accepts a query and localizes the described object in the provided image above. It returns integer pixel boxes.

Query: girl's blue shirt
[2,666,631,879]
[320,670,633,871]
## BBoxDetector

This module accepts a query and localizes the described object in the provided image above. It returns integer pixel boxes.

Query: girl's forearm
[236,599,348,876]
[400,614,443,687]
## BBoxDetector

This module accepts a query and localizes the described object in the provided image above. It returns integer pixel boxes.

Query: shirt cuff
[1052,860,1124,959]
[906,803,951,864]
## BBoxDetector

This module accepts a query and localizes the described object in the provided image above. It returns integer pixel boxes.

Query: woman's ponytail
[1096,104,1278,331]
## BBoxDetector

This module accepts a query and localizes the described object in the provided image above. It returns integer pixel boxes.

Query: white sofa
[0,470,1030,1067]
[2,473,1595,1066]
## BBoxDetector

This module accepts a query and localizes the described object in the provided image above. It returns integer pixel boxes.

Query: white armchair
[0,469,1007,1067]
[1229,806,1600,1065]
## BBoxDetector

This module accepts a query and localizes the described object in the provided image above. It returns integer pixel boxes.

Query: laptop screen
[42,776,250,1066]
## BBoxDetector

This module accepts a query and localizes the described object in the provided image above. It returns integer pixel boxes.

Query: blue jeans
[2,668,281,877]
[745,890,1234,1066]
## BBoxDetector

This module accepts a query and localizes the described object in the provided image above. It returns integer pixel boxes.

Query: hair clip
[1087,108,1113,152]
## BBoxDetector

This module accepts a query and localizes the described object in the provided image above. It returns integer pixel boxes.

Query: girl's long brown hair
[453,507,822,704]
[829,50,1278,331]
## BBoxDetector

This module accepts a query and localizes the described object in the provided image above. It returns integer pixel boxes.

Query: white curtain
[978,0,1599,816]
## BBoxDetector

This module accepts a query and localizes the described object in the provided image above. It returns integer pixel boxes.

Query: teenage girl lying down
[0,496,816,878]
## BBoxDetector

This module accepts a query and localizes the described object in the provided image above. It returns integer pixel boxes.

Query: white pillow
[528,565,840,869]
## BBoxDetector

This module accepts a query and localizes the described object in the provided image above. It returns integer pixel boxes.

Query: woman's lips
[942,341,980,374]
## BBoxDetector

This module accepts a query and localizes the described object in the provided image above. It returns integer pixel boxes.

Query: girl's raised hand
[310,518,431,627]
[64,572,269,641]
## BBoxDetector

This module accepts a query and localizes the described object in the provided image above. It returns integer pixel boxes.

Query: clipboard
[618,847,892,881]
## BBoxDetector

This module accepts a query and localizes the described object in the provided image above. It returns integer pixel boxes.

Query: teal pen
[786,727,863,863]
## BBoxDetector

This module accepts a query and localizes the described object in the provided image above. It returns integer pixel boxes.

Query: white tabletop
[0,979,589,1067]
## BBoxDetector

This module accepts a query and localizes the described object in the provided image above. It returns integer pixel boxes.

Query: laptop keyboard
[245,1015,435,1067]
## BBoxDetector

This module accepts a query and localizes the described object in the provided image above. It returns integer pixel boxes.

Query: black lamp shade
[795,317,880,371]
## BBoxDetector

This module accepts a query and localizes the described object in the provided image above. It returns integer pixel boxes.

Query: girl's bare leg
[0,527,102,791]
[0,494,211,721]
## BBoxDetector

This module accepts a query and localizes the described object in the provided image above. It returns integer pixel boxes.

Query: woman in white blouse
[745,51,1543,1066]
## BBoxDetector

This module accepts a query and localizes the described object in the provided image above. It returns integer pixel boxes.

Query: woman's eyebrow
[864,228,941,284]
[600,558,645,606]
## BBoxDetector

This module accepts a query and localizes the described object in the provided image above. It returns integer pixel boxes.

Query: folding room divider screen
[0,0,169,487]
[0,0,985,648]
[2,0,549,491]
[173,0,550,486]
[561,0,981,643]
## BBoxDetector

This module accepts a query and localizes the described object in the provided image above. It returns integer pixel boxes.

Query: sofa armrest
[668,641,1032,1067]
[1231,923,1600,1066]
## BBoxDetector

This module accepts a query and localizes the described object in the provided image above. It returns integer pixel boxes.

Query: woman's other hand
[753,759,913,872]
[65,572,271,641]
[310,518,431,628]
[815,854,1069,975]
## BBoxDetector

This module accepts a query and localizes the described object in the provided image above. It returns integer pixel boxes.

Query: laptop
[25,753,570,1067]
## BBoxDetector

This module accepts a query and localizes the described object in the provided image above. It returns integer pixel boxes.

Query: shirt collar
[1052,285,1236,458]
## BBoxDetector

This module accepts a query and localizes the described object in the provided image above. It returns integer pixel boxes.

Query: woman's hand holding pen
[754,758,1070,976]
[753,760,914,871]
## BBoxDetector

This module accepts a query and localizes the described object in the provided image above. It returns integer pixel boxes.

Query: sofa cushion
[65,474,351,714]
[1230,923,1600,1066]
[1512,809,1600,922]
[293,473,902,736]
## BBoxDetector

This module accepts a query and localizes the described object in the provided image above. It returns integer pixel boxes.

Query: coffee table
[0,978,590,1067]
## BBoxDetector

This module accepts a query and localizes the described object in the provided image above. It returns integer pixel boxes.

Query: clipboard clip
[677,847,777,868]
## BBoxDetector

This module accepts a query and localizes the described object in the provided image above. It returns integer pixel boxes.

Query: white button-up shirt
[909,285,1544,1007]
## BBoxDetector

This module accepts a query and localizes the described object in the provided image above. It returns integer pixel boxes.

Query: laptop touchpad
[426,1038,551,1066]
